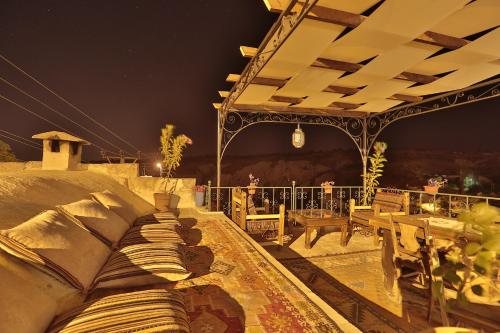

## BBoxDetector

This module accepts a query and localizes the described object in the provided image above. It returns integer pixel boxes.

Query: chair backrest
[372,191,407,213]
[247,195,257,215]
[231,187,247,229]
[389,215,431,259]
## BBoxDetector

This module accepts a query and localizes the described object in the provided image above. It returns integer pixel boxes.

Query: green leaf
[457,292,468,306]
[482,235,500,251]
[465,242,482,256]
[432,266,445,276]
[474,251,494,274]
[471,285,483,296]
[432,280,444,298]
[443,271,462,285]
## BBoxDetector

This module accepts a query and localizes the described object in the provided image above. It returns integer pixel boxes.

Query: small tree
[159,124,192,193]
[0,140,17,162]
[362,141,387,204]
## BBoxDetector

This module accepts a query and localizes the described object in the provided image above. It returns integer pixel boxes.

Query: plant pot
[424,185,439,195]
[248,185,256,195]
[154,192,171,211]
[194,191,205,207]
[323,185,333,194]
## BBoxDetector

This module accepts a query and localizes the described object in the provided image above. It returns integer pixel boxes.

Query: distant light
[156,163,162,168]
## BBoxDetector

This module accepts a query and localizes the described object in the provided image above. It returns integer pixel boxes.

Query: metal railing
[204,182,500,219]
[378,187,500,218]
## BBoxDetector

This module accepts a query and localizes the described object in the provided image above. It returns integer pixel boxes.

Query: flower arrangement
[193,185,206,192]
[425,175,447,194]
[321,180,335,194]
[248,173,260,186]
[248,174,260,194]
[428,175,448,188]
[362,141,388,204]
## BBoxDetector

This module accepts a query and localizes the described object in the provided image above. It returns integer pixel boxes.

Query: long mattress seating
[0,189,193,333]
[47,290,190,333]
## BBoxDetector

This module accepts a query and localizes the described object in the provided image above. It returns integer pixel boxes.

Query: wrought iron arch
[220,111,366,159]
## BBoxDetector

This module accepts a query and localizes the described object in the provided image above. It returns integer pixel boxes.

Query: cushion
[0,210,111,291]
[0,257,58,333]
[93,243,191,289]
[372,192,404,212]
[91,190,138,225]
[247,220,279,234]
[47,289,191,333]
[0,249,84,315]
[119,224,184,248]
[57,199,130,247]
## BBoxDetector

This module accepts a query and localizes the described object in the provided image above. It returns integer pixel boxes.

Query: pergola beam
[231,103,366,117]
[226,73,287,87]
[265,1,470,50]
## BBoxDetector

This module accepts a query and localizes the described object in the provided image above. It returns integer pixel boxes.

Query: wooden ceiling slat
[330,101,361,109]
[269,95,303,104]
[226,73,288,87]
[240,46,257,58]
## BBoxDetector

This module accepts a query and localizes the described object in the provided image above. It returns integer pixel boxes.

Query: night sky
[1,1,499,162]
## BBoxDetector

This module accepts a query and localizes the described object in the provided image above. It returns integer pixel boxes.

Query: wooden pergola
[214,0,500,189]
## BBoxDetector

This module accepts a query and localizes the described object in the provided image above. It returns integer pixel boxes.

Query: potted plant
[154,124,192,211]
[321,180,335,194]
[193,185,206,207]
[362,141,388,204]
[425,175,447,194]
[247,173,260,195]
[431,202,500,326]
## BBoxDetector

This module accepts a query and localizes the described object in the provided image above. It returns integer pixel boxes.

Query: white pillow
[0,210,111,291]
[57,199,130,247]
[91,190,138,225]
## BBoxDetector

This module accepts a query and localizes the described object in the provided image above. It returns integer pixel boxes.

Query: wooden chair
[388,214,447,324]
[349,190,409,245]
[231,187,285,245]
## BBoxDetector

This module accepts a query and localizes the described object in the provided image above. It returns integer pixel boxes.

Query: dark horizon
[1,1,499,163]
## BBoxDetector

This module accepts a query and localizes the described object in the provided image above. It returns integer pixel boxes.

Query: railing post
[207,180,212,211]
[292,180,296,211]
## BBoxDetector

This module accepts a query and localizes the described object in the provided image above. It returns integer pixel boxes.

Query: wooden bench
[349,190,409,246]
[231,187,285,245]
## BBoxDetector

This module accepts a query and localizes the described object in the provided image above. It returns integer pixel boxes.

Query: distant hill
[169,149,500,196]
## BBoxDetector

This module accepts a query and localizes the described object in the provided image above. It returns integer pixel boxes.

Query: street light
[156,162,162,176]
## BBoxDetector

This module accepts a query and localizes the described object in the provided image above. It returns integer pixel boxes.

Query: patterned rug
[279,250,434,333]
[171,210,360,333]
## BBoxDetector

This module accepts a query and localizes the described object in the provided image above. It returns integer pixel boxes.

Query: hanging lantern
[292,124,305,148]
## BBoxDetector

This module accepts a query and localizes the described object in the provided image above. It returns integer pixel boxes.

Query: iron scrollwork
[221,0,319,117]
[221,111,365,158]
[365,79,500,152]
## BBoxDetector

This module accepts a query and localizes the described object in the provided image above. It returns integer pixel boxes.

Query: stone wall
[128,177,196,208]
[0,161,197,208]
[0,161,42,172]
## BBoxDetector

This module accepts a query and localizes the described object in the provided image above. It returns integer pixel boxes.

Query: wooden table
[368,214,480,291]
[288,209,348,249]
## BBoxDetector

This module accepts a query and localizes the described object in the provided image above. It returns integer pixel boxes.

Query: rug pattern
[172,213,350,333]
[280,250,434,333]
